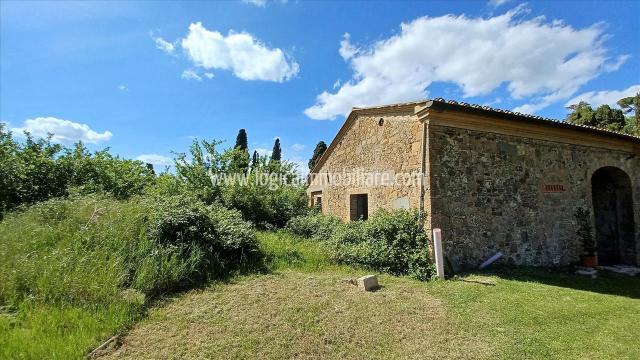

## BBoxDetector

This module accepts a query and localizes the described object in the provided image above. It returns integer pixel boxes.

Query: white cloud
[11,117,112,144]
[565,84,640,108]
[181,22,299,82]
[204,72,214,79]
[305,7,627,119]
[135,154,173,166]
[242,0,288,7]
[152,34,176,54]
[603,54,630,72]
[332,79,341,89]
[291,143,305,151]
[339,33,358,60]
[489,0,512,7]
[243,0,267,7]
[118,85,128,91]
[181,69,203,81]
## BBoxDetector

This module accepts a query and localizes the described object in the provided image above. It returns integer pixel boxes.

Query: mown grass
[103,232,640,359]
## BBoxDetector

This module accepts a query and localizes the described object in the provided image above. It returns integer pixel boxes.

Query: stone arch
[591,166,637,265]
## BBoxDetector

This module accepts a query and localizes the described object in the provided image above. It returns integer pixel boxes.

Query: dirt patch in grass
[102,271,490,359]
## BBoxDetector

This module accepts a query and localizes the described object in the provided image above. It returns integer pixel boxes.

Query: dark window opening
[350,194,368,221]
[591,167,636,265]
[311,191,322,210]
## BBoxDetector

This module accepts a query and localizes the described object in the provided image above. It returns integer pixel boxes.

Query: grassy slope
[104,232,640,360]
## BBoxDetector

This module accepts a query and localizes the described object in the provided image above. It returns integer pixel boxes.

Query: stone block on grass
[357,275,379,291]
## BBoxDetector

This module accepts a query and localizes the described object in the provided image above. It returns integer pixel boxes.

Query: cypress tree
[308,141,327,170]
[233,129,249,170]
[251,150,259,168]
[235,129,248,150]
[271,138,282,162]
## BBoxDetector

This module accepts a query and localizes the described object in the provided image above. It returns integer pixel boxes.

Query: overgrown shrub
[0,194,259,358]
[174,140,307,228]
[286,210,434,280]
[0,194,259,307]
[286,211,343,240]
[329,210,433,280]
[0,126,154,217]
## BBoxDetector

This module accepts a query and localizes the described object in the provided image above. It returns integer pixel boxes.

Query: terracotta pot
[580,255,598,268]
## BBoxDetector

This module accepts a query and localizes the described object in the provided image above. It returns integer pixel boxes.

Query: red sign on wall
[542,184,566,193]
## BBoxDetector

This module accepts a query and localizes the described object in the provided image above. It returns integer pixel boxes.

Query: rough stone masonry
[308,99,640,271]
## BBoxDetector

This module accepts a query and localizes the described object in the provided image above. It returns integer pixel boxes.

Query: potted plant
[575,207,597,267]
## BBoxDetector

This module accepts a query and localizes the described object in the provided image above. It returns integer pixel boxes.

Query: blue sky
[1,0,639,174]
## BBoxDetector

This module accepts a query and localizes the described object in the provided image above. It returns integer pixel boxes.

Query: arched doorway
[591,167,637,265]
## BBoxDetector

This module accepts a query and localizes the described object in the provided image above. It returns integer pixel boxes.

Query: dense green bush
[0,194,259,358]
[0,126,154,217]
[330,210,433,280]
[286,210,434,280]
[0,194,259,308]
[286,211,343,240]
[174,140,307,228]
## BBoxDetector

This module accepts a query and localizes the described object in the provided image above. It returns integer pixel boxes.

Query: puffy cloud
[339,33,358,60]
[181,22,299,82]
[11,117,112,144]
[135,154,173,166]
[181,69,203,81]
[204,72,214,79]
[565,84,640,108]
[305,7,626,119]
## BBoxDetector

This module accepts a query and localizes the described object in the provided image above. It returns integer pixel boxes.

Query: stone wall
[428,123,640,270]
[308,108,424,222]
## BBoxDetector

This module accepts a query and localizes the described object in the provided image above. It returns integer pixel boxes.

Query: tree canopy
[566,93,639,136]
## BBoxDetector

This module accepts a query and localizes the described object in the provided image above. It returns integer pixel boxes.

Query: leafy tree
[617,93,639,120]
[566,101,628,133]
[618,93,640,135]
[270,138,282,162]
[308,141,327,170]
[172,138,306,228]
[566,101,596,126]
[0,127,154,217]
[593,105,626,131]
[173,139,227,204]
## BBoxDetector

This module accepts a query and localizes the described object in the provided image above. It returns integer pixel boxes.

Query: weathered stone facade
[309,99,640,270]
[428,124,640,269]
[307,105,424,221]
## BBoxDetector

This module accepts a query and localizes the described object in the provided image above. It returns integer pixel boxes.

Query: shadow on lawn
[465,267,640,299]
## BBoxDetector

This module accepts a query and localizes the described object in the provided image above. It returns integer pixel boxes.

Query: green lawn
[99,232,640,360]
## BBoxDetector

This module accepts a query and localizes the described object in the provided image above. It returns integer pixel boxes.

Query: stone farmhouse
[307,98,640,270]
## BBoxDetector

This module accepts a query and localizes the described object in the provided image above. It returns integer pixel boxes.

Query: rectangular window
[350,194,368,221]
[311,191,322,210]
